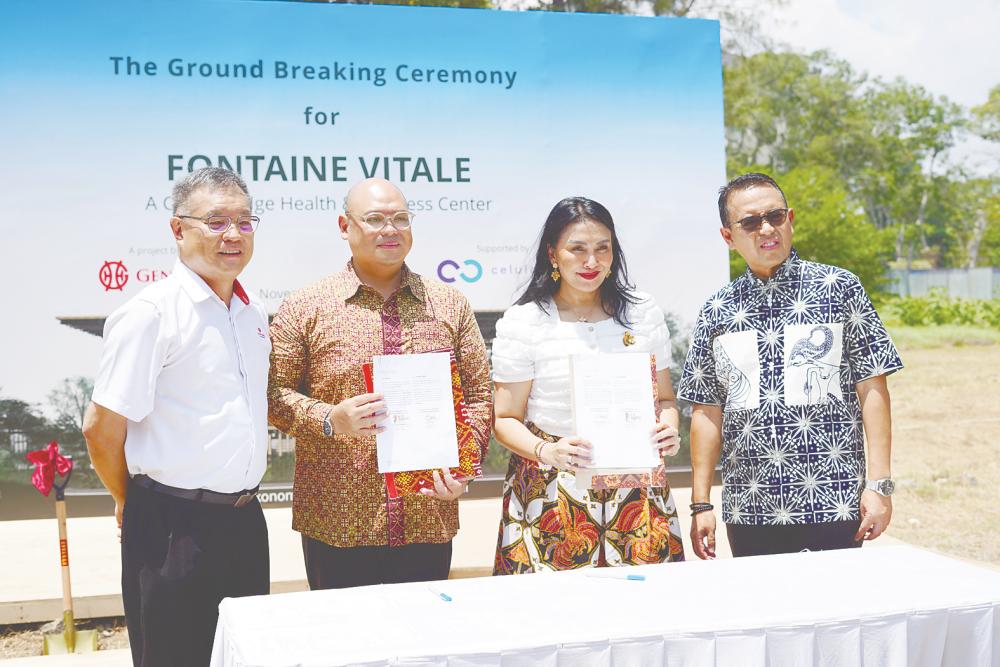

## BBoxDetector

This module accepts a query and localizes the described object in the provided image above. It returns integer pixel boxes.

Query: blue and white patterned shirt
[678,249,903,525]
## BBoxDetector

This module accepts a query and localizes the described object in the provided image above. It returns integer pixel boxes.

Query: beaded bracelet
[533,439,548,463]
[689,502,714,516]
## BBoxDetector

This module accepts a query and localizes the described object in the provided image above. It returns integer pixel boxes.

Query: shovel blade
[42,629,99,654]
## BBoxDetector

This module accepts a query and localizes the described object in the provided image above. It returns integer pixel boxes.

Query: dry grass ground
[888,343,1000,566]
[0,617,129,659]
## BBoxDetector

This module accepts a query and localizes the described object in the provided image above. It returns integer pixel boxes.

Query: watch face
[870,479,894,495]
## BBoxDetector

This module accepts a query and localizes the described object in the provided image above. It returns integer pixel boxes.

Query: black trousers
[727,520,863,558]
[121,479,269,667]
[302,535,452,590]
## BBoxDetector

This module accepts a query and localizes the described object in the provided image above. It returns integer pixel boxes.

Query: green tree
[858,81,964,267]
[0,395,50,435]
[47,376,94,432]
[724,49,976,276]
[972,84,1000,144]
[724,51,871,178]
[0,391,61,466]
[948,177,1000,268]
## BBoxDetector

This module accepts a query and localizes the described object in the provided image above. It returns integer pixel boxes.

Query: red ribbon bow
[26,441,73,497]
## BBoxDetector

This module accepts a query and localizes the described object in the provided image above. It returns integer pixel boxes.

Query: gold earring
[550,264,561,282]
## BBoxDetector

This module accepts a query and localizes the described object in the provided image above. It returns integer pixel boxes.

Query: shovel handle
[55,500,74,613]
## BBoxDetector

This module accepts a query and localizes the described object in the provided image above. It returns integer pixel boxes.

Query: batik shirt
[678,249,903,525]
[268,262,492,547]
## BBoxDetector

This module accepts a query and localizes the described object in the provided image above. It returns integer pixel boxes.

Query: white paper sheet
[373,352,459,473]
[570,353,660,469]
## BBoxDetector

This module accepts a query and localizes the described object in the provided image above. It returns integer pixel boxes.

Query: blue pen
[586,571,646,581]
[428,585,452,602]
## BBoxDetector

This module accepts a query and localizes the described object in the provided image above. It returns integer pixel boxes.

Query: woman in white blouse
[492,197,685,574]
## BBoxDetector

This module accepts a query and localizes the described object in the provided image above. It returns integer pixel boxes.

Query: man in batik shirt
[679,173,903,558]
[268,178,492,588]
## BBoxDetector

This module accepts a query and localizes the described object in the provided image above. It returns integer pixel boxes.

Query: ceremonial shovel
[26,441,99,655]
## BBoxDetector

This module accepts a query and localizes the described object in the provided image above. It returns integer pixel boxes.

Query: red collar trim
[233,280,250,305]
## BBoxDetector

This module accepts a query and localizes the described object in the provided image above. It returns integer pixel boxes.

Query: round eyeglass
[350,210,414,231]
[176,214,260,234]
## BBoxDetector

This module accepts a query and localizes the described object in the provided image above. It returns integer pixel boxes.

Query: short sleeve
[842,275,903,382]
[490,304,538,383]
[634,296,672,371]
[677,302,723,405]
[91,300,170,422]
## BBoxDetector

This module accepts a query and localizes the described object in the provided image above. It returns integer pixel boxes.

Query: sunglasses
[730,208,789,233]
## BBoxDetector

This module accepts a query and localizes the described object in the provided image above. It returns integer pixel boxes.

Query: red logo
[99,260,129,292]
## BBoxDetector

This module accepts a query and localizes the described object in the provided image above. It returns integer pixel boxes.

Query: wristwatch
[865,478,895,496]
[322,407,335,437]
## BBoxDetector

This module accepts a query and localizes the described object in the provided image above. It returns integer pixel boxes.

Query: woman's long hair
[515,196,639,327]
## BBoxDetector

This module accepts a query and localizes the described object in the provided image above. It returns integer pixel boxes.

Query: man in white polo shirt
[82,167,270,667]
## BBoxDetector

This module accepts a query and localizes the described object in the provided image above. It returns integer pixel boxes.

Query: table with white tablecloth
[211,545,1000,666]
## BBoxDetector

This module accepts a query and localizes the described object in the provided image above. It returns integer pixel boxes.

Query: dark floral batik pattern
[493,423,684,575]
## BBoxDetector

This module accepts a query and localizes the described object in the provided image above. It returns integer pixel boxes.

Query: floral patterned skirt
[493,423,685,575]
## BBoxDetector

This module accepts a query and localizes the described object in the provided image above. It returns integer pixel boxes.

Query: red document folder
[363,351,483,499]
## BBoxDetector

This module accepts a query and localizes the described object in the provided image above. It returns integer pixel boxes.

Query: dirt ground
[887,344,1000,566]
[1,342,998,659]
[0,617,129,659]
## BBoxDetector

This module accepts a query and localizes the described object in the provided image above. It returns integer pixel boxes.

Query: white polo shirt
[92,260,270,493]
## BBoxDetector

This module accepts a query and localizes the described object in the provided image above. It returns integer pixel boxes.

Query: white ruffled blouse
[491,292,671,437]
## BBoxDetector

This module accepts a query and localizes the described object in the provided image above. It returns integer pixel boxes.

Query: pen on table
[428,585,452,602]
[585,571,646,581]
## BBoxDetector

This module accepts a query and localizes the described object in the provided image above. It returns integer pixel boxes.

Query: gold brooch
[623,332,636,346]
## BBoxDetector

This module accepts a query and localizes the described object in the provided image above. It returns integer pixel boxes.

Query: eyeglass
[349,210,414,231]
[176,214,260,234]
[730,208,789,233]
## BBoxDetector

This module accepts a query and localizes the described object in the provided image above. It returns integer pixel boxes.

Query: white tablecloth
[211,545,1000,666]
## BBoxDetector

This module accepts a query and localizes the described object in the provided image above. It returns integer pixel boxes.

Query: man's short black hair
[717,172,788,226]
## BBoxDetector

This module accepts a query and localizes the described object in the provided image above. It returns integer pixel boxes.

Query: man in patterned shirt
[678,173,902,558]
[268,178,492,588]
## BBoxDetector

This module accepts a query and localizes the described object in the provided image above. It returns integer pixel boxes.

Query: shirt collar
[742,247,801,290]
[172,260,250,308]
[334,260,425,303]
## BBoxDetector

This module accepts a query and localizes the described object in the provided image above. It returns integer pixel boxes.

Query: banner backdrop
[0,0,726,509]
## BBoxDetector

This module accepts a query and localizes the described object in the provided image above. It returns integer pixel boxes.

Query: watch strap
[322,407,335,437]
[865,478,894,496]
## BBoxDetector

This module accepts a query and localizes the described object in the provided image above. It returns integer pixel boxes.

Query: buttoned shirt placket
[379,289,407,547]
[743,258,793,519]
[224,294,257,490]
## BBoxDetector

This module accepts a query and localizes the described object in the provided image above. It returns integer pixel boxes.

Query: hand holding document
[373,352,459,473]
[570,353,660,469]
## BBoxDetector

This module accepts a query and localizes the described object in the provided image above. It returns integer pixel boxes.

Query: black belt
[132,474,259,508]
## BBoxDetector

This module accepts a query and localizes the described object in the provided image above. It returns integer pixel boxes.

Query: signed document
[374,352,459,473]
[570,352,660,469]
